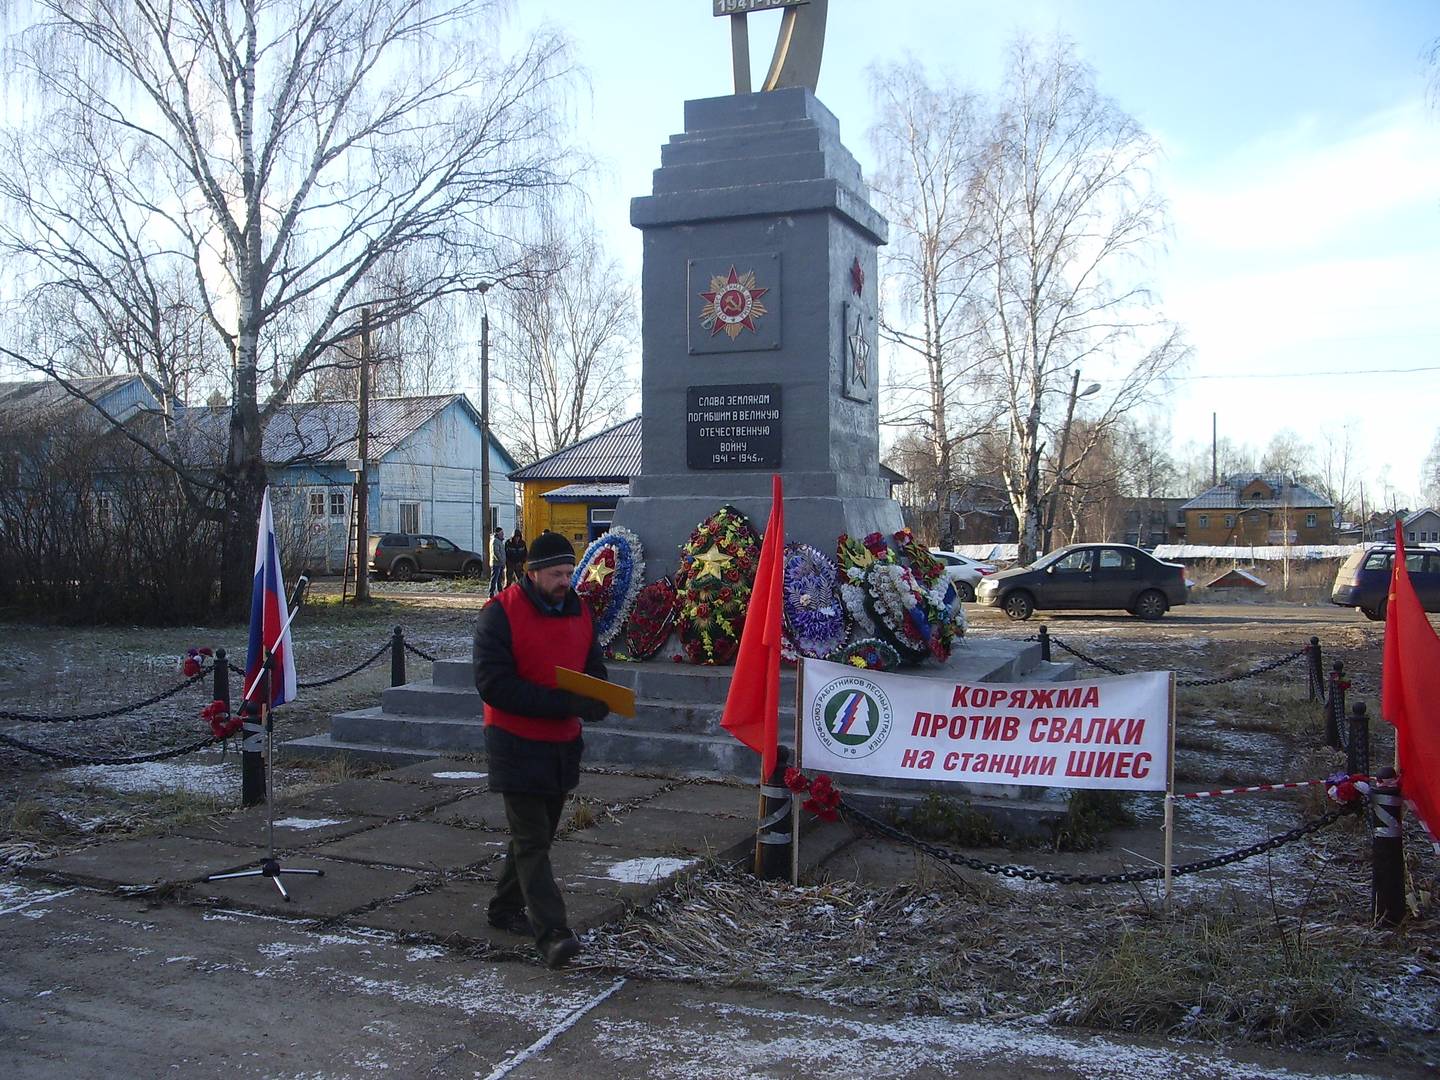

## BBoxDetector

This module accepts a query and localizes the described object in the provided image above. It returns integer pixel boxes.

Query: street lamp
[1043,372,1101,553]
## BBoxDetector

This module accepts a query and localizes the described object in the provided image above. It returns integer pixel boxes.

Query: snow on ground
[56,761,238,797]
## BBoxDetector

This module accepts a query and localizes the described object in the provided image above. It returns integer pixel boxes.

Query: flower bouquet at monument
[675,505,760,664]
[892,527,964,659]
[624,576,680,661]
[835,532,878,638]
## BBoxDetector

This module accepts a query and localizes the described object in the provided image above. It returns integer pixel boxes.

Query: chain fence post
[391,625,406,687]
[1307,636,1322,700]
[213,647,229,713]
[1324,661,1345,750]
[1038,625,1051,662]
[755,745,793,881]
[1371,767,1406,926]
[1347,702,1370,778]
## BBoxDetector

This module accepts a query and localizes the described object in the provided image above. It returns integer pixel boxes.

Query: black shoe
[487,908,530,935]
[538,930,581,970]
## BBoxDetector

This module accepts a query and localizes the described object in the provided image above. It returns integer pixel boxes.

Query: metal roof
[1402,508,1439,526]
[174,394,517,471]
[0,373,164,424]
[1178,473,1332,512]
[509,416,641,481]
[541,482,630,502]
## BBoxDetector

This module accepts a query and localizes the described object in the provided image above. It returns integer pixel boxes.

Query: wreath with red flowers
[675,505,759,665]
[623,576,680,660]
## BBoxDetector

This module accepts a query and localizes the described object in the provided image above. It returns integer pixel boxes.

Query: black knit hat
[526,531,576,571]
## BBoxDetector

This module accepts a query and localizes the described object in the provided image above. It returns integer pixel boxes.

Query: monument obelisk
[613,0,904,574]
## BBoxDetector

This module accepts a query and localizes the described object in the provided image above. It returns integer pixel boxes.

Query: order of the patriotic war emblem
[688,253,780,354]
[700,265,768,339]
[811,675,893,759]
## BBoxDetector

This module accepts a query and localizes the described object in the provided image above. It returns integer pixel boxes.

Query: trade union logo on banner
[810,674,893,759]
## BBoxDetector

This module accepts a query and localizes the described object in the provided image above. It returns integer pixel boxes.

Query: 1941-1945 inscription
[686,383,782,469]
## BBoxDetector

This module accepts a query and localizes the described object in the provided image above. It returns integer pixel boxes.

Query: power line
[1175,364,1440,381]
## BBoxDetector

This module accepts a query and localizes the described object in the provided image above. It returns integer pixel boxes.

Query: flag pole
[1163,671,1176,906]
[792,658,805,886]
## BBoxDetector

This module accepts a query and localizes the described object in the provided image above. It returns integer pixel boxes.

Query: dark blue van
[1330,545,1440,620]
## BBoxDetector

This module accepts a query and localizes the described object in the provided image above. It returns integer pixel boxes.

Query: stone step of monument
[653,151,831,195]
[580,726,760,779]
[283,732,441,767]
[662,123,823,166]
[330,706,487,753]
[381,682,482,718]
[836,782,1069,843]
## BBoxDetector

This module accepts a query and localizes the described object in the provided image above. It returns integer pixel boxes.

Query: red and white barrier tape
[1178,777,1368,800]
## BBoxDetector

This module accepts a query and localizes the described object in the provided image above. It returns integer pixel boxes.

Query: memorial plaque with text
[686,384,782,469]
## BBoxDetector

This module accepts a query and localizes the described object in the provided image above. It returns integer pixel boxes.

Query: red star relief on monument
[850,256,865,297]
[699,265,769,339]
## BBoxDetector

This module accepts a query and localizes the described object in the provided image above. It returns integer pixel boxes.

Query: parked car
[1329,544,1440,620]
[927,548,997,603]
[974,543,1187,621]
[368,533,485,580]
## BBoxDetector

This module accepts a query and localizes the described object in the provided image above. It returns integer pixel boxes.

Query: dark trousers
[489,561,505,596]
[489,792,568,941]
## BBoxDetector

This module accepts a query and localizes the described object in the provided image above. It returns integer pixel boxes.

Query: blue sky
[506,1,1440,506]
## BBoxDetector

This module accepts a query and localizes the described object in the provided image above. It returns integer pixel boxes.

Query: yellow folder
[555,667,637,718]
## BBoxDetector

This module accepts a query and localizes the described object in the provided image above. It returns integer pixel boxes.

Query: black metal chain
[0,670,209,724]
[228,640,394,689]
[0,728,224,765]
[1049,637,1307,687]
[403,641,440,663]
[297,640,393,688]
[839,799,1360,885]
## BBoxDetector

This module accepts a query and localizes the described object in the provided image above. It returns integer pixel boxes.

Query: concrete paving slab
[642,780,754,819]
[345,879,629,943]
[310,820,507,872]
[283,777,464,818]
[424,790,509,829]
[376,758,489,786]
[187,854,421,919]
[549,840,701,902]
[0,882,1424,1079]
[564,805,754,861]
[176,809,385,848]
[19,836,260,888]
[0,887,622,1079]
[573,772,672,806]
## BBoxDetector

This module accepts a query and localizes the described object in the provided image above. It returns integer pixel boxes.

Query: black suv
[368,533,485,580]
[1330,545,1440,620]
[974,543,1188,620]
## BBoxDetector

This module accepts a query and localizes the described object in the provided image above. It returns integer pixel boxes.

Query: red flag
[721,474,784,778]
[1381,523,1440,845]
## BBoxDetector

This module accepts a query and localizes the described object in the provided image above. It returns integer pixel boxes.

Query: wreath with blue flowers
[572,526,645,647]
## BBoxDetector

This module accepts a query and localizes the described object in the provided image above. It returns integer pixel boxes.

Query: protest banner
[798,658,1174,793]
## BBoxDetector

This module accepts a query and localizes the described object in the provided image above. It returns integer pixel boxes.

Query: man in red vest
[472,531,609,968]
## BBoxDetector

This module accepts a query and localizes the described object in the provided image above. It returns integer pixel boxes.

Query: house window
[96,493,113,526]
[1224,515,1234,529]
[590,508,614,526]
[308,491,326,517]
[1407,531,1415,543]
[1305,513,1317,529]
[399,501,421,534]
[329,490,346,517]
[1198,514,1209,529]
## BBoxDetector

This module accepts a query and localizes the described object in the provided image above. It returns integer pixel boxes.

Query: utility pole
[479,287,491,565]
[1211,412,1218,487]
[355,308,372,604]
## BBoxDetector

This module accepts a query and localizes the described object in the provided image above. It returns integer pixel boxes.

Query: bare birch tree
[491,229,636,464]
[868,62,1000,546]
[0,0,576,609]
[974,39,1187,561]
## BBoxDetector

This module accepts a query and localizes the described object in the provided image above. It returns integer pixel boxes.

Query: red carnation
[719,587,733,601]
[784,767,810,794]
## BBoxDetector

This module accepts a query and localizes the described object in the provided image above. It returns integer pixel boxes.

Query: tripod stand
[205,649,324,901]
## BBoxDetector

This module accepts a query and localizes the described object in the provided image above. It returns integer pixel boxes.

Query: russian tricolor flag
[245,487,298,708]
